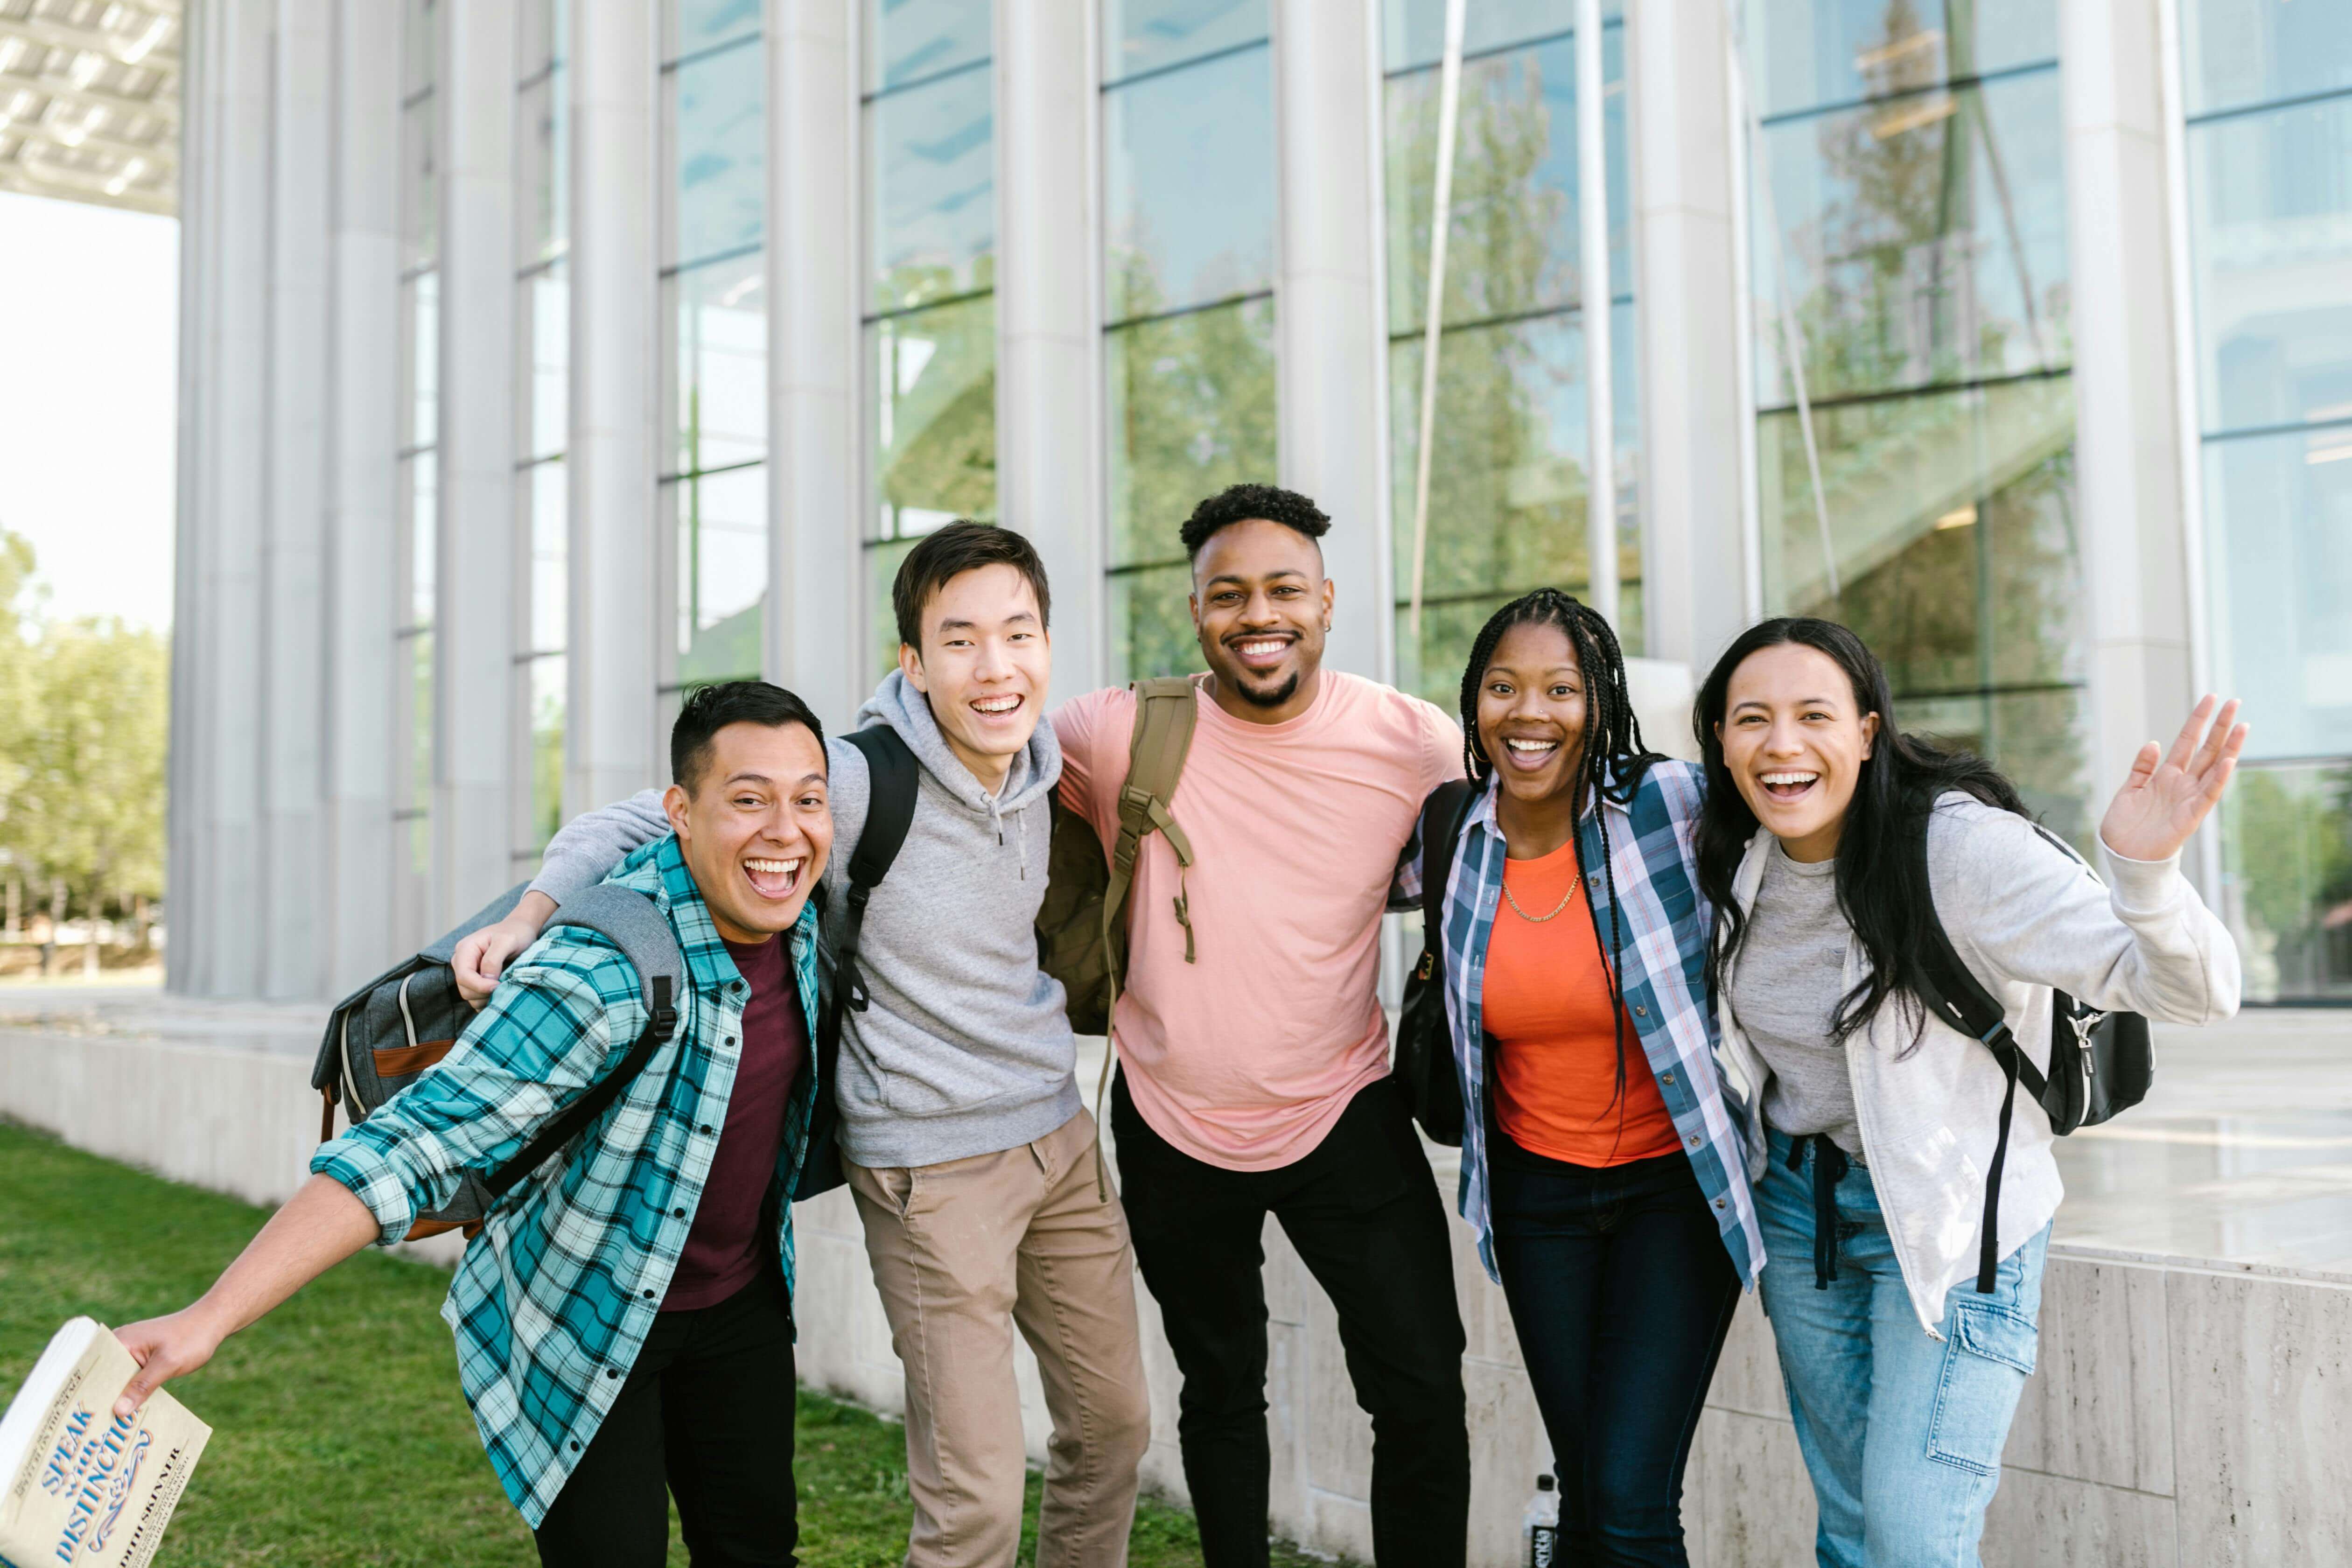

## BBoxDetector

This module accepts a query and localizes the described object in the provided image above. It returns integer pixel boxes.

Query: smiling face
[1475,620,1589,809]
[1717,642,1882,862]
[1190,518,1334,720]
[664,719,833,943]
[899,560,1051,792]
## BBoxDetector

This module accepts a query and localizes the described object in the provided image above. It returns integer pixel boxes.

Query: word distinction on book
[0,1319,210,1568]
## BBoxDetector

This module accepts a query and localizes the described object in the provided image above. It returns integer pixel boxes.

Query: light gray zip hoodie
[526,670,1080,1168]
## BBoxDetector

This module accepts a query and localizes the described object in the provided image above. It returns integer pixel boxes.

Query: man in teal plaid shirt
[112,682,835,1568]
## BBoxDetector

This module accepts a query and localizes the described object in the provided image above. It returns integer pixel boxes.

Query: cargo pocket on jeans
[1924,1299,2038,1475]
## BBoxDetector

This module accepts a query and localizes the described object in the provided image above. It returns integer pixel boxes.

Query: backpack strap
[1903,807,2049,1295]
[1416,779,1475,946]
[1090,676,1202,1197]
[836,727,921,1017]
[479,883,686,1204]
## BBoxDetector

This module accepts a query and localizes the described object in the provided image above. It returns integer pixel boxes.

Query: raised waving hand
[2097,695,2248,863]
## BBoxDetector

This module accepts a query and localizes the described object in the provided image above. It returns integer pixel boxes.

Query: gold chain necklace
[1501,878,1579,923]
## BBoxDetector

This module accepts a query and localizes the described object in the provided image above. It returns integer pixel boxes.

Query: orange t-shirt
[1484,837,1683,1167]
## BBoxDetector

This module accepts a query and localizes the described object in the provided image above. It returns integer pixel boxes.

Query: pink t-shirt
[1053,671,1464,1170]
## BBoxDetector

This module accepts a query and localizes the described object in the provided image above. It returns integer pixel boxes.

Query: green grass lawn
[0,1120,1343,1566]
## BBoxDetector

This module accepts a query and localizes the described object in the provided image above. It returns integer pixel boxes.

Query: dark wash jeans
[1488,1139,1741,1568]
[1111,1071,1471,1568]
[535,1274,799,1568]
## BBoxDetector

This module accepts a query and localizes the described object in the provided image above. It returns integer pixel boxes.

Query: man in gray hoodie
[459,524,1150,1568]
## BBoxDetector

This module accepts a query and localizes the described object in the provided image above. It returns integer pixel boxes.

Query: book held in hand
[0,1319,211,1568]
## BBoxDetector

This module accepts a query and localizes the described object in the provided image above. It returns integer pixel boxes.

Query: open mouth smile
[1228,635,1294,672]
[742,855,803,901]
[1502,735,1562,771]
[1757,770,1821,802]
[969,693,1025,718]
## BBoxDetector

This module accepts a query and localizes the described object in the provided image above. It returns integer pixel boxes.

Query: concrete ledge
[7,1003,2349,1565]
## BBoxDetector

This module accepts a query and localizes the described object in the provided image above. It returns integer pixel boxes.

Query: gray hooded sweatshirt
[525,670,1080,1168]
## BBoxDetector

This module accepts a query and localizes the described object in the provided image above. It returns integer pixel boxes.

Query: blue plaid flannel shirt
[312,834,823,1527]
[1397,759,1764,1288]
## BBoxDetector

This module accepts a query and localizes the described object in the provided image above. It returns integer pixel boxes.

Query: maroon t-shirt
[662,932,808,1311]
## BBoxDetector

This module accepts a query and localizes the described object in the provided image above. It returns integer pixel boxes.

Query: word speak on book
[0,1319,210,1568]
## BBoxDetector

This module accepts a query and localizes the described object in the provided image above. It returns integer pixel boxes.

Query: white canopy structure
[0,0,178,216]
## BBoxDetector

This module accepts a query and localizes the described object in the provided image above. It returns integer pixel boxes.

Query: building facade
[167,0,2352,1004]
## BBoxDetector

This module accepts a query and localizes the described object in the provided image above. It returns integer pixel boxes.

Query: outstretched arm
[455,789,669,1005]
[112,1174,380,1415]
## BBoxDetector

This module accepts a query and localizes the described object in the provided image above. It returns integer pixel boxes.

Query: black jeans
[1488,1141,1741,1568]
[1112,1071,1470,1568]
[535,1274,799,1568]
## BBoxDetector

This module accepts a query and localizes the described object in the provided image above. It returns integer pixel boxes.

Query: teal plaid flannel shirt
[1396,759,1765,1290]
[312,834,823,1528]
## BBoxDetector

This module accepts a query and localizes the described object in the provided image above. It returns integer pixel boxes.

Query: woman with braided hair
[1398,588,1760,1567]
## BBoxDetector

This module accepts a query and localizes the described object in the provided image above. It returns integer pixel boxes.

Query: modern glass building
[164,0,2352,1005]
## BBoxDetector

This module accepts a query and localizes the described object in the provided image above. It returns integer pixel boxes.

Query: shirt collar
[1461,759,1638,836]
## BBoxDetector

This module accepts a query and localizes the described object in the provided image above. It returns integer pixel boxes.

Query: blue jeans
[1757,1129,2049,1568]
[1489,1143,1740,1568]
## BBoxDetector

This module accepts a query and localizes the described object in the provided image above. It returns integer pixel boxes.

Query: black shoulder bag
[1395,779,1476,1145]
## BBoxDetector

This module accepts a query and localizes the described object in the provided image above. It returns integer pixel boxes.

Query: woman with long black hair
[1403,588,1761,1567]
[1693,616,2243,1567]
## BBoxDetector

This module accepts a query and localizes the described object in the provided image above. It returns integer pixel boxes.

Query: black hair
[1178,483,1330,560]
[892,520,1053,652]
[1459,588,1660,1128]
[1692,616,2027,1045]
[672,680,827,792]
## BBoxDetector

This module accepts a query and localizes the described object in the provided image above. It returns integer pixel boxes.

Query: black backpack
[313,882,686,1238]
[1908,819,2153,1293]
[1395,780,1475,1145]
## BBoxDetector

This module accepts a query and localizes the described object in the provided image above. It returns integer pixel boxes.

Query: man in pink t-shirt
[1054,484,1470,1568]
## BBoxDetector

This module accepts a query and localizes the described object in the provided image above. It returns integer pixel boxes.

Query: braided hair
[1457,588,1661,1123]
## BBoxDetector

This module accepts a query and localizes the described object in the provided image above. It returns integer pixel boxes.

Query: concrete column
[766,0,862,730]
[259,0,333,999]
[435,0,520,921]
[165,0,210,995]
[1628,0,1749,673]
[322,0,403,994]
[1272,0,1390,682]
[996,0,1102,701]
[2063,0,2196,822]
[170,0,274,998]
[568,0,662,807]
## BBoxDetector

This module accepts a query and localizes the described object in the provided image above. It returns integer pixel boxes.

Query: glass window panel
[2186,97,2352,436]
[2203,425,2352,761]
[403,0,437,99]
[2221,761,2352,1003]
[1382,0,1608,75]
[1753,70,2069,407]
[2180,0,2352,119]
[1104,43,1276,322]
[868,0,991,93]
[668,0,761,58]
[670,39,765,267]
[528,266,569,462]
[530,460,568,653]
[669,253,768,476]
[530,654,567,849]
[1757,374,2073,641]
[1104,0,1268,84]
[866,533,946,683]
[409,272,439,449]
[1112,562,1204,684]
[671,463,768,684]
[871,63,996,313]
[408,630,434,813]
[1743,0,2058,120]
[402,98,437,267]
[871,296,998,539]
[1106,296,1277,568]
[517,71,567,266]
[1385,32,1628,336]
[410,449,437,629]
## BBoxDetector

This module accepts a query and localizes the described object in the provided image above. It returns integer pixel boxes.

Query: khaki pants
[846,1109,1150,1568]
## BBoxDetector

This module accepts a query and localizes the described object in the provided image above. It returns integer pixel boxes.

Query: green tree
[6,615,169,973]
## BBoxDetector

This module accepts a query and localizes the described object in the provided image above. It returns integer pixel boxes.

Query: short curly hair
[1177,483,1331,559]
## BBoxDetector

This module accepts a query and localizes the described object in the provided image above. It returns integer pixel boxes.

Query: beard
[1232,668,1301,708]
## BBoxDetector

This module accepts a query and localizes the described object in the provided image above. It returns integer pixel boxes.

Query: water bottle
[1523,1471,1560,1567]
